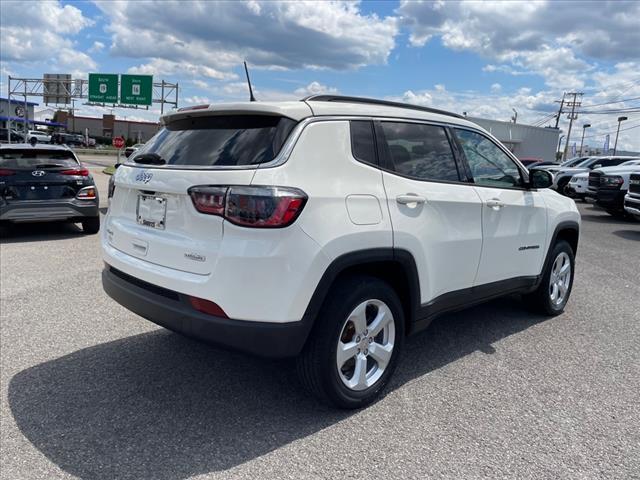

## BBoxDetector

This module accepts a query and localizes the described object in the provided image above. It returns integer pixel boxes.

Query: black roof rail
[302,94,464,119]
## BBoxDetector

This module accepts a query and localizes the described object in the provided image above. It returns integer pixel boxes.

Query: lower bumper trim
[102,266,312,358]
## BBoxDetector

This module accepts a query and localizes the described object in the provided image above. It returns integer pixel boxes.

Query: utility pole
[554,92,566,129]
[562,92,583,161]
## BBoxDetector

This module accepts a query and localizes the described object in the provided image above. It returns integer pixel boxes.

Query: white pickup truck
[624,172,640,220]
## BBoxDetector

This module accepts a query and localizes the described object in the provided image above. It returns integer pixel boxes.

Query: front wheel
[296,275,405,409]
[525,240,575,315]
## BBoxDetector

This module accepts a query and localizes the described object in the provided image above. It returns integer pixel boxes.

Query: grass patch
[103,166,116,175]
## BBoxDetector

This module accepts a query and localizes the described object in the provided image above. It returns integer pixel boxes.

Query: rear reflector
[61,168,90,176]
[188,185,307,228]
[0,169,16,176]
[189,296,228,318]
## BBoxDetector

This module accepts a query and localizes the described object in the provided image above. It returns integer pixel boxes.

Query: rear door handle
[396,194,426,205]
[485,199,505,209]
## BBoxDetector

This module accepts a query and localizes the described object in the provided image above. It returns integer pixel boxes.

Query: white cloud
[184,96,210,104]
[294,81,338,97]
[127,59,235,81]
[0,1,96,72]
[490,83,501,93]
[397,0,640,88]
[96,0,398,76]
[89,41,105,53]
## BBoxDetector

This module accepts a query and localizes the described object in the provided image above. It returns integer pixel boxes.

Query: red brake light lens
[188,186,307,228]
[0,169,16,176]
[61,168,89,176]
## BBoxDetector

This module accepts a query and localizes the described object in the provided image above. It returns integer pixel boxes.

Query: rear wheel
[81,216,100,234]
[296,275,405,409]
[525,240,574,315]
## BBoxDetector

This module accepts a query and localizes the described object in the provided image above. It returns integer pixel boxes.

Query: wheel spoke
[559,261,570,276]
[368,342,393,370]
[551,282,559,301]
[368,305,392,337]
[336,341,359,368]
[349,355,368,389]
[348,302,367,333]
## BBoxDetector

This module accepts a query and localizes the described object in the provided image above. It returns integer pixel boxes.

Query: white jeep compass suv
[102,96,580,408]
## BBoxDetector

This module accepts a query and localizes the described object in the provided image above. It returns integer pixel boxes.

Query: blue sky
[1,0,639,150]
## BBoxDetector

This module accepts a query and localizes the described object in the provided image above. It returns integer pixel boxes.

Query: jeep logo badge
[135,171,153,184]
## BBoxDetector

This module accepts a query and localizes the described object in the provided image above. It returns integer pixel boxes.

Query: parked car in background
[26,130,52,144]
[526,161,558,171]
[0,128,24,143]
[623,173,640,220]
[533,156,590,174]
[584,160,640,216]
[566,172,589,200]
[124,143,145,158]
[101,95,580,408]
[518,157,544,167]
[0,144,100,233]
[553,156,635,195]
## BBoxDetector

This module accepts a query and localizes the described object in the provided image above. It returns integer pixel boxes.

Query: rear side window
[0,149,79,169]
[137,115,297,167]
[379,122,460,182]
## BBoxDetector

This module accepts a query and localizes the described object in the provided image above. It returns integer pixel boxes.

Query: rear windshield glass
[0,149,79,169]
[134,115,297,167]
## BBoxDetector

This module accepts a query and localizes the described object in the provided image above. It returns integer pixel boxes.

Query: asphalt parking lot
[1,160,639,480]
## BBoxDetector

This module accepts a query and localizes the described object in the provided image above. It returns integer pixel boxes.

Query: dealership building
[468,117,561,161]
[53,111,160,143]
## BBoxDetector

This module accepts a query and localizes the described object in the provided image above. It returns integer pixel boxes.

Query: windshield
[575,157,596,168]
[0,149,79,169]
[134,115,297,167]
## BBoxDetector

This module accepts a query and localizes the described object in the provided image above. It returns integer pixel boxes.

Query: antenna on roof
[244,61,256,102]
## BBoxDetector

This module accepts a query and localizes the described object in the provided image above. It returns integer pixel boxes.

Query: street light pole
[579,123,591,156]
[613,116,627,155]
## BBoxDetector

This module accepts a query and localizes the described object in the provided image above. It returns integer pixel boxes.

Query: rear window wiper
[133,153,166,165]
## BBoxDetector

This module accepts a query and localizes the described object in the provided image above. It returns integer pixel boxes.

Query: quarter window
[379,122,460,182]
[454,129,523,188]
[350,121,377,166]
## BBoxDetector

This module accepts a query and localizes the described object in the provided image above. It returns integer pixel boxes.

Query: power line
[581,96,640,108]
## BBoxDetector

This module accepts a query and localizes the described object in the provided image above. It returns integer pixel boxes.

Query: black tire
[296,275,405,409]
[525,240,575,316]
[557,178,571,196]
[81,216,100,234]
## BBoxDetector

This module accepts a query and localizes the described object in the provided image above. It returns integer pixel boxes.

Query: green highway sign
[120,74,153,106]
[88,73,118,103]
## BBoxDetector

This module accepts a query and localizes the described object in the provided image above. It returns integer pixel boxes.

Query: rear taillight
[76,186,97,200]
[61,168,89,176]
[188,186,307,228]
[0,169,16,176]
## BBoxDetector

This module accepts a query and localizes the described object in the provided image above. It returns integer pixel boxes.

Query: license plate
[136,194,167,229]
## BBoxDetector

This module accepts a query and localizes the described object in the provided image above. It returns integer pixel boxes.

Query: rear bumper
[102,265,313,358]
[0,199,99,222]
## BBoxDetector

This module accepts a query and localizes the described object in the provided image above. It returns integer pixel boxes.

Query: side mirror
[530,169,553,189]
[592,164,601,169]
[114,163,122,170]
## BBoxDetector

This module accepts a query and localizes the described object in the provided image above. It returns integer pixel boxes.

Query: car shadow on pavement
[9,297,546,480]
[612,229,640,241]
[579,213,635,224]
[0,221,84,243]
